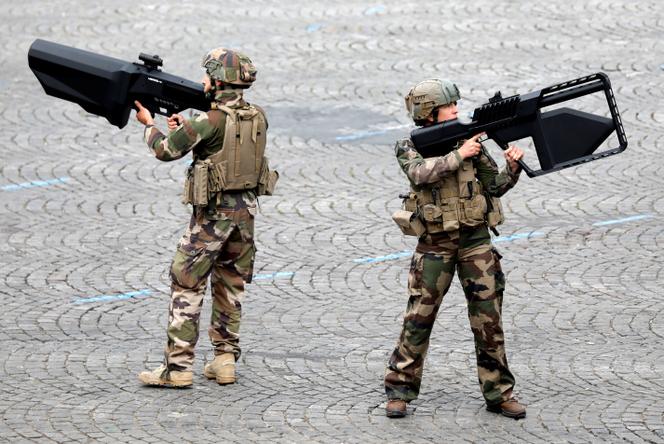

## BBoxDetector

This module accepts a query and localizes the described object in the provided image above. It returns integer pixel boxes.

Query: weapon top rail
[137,53,163,70]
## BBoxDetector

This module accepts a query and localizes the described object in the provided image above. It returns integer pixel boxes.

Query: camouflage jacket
[395,138,521,197]
[143,90,267,214]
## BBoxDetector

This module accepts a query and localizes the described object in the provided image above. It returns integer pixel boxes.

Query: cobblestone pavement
[1,1,663,443]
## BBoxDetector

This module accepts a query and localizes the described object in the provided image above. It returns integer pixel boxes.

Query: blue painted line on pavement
[253,272,295,280]
[593,214,653,226]
[306,23,323,32]
[364,5,385,15]
[354,250,412,264]
[336,129,390,141]
[1,177,70,191]
[73,289,152,304]
[493,231,544,243]
[354,231,543,264]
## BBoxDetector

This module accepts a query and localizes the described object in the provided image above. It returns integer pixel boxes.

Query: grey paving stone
[1,0,663,443]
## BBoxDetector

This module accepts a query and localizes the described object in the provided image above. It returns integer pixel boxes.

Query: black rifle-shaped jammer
[28,40,627,177]
[28,39,210,129]
[410,73,627,177]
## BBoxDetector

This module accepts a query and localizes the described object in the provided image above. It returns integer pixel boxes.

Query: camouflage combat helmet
[201,48,257,88]
[404,79,460,122]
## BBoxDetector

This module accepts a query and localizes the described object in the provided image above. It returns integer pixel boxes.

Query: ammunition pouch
[182,155,279,206]
[207,160,228,193]
[182,161,213,206]
[460,193,488,227]
[486,195,504,228]
[392,209,426,237]
[181,104,279,206]
[393,157,507,235]
[420,199,459,233]
[256,157,279,196]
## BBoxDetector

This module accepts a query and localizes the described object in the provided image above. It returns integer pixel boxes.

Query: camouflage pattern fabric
[384,228,515,405]
[142,88,262,373]
[474,145,521,197]
[201,48,257,87]
[166,194,256,372]
[395,138,520,194]
[144,90,247,162]
[404,79,460,122]
[395,138,462,186]
[385,136,521,406]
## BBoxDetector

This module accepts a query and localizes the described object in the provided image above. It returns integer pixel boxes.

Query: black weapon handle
[488,135,536,178]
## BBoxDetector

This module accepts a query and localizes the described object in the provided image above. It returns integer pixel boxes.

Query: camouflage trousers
[164,207,255,372]
[384,227,516,406]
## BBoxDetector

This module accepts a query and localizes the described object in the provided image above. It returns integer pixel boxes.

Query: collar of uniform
[211,88,246,108]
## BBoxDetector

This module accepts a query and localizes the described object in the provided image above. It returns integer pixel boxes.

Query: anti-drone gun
[28,39,210,129]
[410,73,628,177]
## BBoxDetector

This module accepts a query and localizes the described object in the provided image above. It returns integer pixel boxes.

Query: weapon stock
[28,39,209,129]
[410,73,628,177]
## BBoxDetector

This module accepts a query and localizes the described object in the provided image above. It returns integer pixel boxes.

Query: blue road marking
[306,23,323,32]
[354,250,412,264]
[593,214,653,226]
[493,231,544,242]
[1,177,70,191]
[355,231,543,264]
[253,272,295,280]
[73,289,152,304]
[364,5,385,15]
[336,129,389,141]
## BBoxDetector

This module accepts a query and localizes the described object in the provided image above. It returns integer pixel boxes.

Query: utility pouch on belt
[460,193,488,227]
[392,210,426,237]
[207,161,227,193]
[421,202,458,233]
[486,195,505,227]
[439,199,460,232]
[182,165,194,205]
[192,161,210,206]
[257,156,279,196]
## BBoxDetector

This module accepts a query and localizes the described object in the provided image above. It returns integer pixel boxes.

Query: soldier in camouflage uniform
[384,79,527,419]
[134,48,278,388]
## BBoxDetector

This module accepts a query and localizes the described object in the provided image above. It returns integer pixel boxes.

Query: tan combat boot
[486,391,526,419]
[204,353,236,384]
[138,365,193,388]
[385,399,407,418]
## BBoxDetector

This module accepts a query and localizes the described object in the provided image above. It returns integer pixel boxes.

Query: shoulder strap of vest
[214,104,236,118]
[205,105,238,164]
[251,103,268,125]
[235,105,262,144]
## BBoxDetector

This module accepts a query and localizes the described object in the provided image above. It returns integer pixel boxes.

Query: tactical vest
[393,158,504,236]
[183,104,278,206]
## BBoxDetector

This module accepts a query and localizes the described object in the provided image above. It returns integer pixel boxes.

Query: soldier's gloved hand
[167,114,184,131]
[457,132,484,159]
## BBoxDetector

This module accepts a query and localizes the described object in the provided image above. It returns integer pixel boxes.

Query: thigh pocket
[233,241,257,283]
[171,244,209,289]
[407,253,424,297]
[491,247,506,293]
